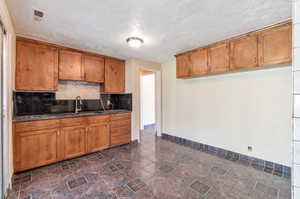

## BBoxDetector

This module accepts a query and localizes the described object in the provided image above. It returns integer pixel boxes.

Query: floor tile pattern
[8,130,291,199]
[161,133,291,178]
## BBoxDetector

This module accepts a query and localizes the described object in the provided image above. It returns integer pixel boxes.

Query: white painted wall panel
[162,59,292,166]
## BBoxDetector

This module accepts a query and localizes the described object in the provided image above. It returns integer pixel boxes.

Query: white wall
[162,59,292,166]
[293,1,300,198]
[0,0,16,196]
[141,74,155,126]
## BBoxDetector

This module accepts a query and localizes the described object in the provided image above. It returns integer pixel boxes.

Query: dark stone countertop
[13,109,132,122]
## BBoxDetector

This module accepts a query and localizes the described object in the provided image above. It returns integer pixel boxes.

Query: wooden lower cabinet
[110,113,131,147]
[87,123,110,153]
[61,126,86,159]
[13,113,131,172]
[14,121,60,172]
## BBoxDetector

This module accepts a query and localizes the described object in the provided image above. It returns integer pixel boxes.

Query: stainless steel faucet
[75,96,83,114]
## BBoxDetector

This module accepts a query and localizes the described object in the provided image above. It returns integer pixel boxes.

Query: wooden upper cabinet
[83,55,105,83]
[208,41,229,73]
[176,48,208,78]
[258,22,292,66]
[176,53,190,78]
[230,34,258,70]
[59,50,83,81]
[190,48,208,76]
[104,58,125,93]
[16,40,58,91]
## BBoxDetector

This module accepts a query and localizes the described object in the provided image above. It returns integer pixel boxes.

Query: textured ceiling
[7,0,291,63]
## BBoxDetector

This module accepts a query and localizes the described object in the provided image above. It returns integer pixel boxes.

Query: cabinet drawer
[87,115,110,124]
[111,119,131,128]
[111,126,131,137]
[111,113,131,121]
[60,117,87,127]
[15,120,60,132]
[111,134,131,147]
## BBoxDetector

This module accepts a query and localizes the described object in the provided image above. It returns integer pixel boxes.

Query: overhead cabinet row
[15,37,125,93]
[176,21,292,78]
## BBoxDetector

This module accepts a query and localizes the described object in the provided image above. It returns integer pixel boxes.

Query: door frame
[0,20,7,199]
[138,66,162,138]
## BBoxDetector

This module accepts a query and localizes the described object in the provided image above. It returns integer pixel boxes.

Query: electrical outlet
[248,146,252,151]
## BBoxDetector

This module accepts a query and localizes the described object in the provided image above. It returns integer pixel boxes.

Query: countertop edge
[13,110,132,123]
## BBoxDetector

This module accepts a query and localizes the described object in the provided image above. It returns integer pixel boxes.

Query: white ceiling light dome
[126,37,144,48]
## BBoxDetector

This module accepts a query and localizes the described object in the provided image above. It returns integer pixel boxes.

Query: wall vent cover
[34,10,44,21]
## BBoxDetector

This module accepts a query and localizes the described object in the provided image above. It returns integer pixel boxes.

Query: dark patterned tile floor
[8,129,291,199]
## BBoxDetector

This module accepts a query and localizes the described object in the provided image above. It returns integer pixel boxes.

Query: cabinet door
[86,123,109,153]
[230,34,258,70]
[104,58,125,93]
[176,53,191,78]
[16,40,58,91]
[83,55,105,83]
[208,41,229,73]
[14,129,58,172]
[62,126,86,159]
[59,50,83,81]
[190,48,208,76]
[258,22,292,66]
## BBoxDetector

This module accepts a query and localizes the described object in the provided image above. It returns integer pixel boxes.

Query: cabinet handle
[253,57,257,64]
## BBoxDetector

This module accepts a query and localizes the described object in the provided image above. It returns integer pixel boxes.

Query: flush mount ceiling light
[126,37,144,48]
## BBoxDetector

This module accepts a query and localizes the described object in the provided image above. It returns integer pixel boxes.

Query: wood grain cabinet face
[16,40,58,91]
[14,127,59,172]
[13,114,132,172]
[176,54,191,78]
[190,48,209,76]
[208,41,229,73]
[230,34,258,70]
[104,58,125,93]
[83,55,105,83]
[61,126,86,159]
[86,123,109,153]
[59,50,83,81]
[110,113,131,147]
[258,22,292,66]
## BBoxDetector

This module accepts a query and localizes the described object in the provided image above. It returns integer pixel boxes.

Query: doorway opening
[140,70,156,140]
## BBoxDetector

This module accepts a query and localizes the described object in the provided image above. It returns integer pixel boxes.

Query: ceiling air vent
[34,10,44,21]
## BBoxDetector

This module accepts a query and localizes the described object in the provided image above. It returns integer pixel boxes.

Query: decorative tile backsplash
[56,81,100,100]
[162,133,291,178]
